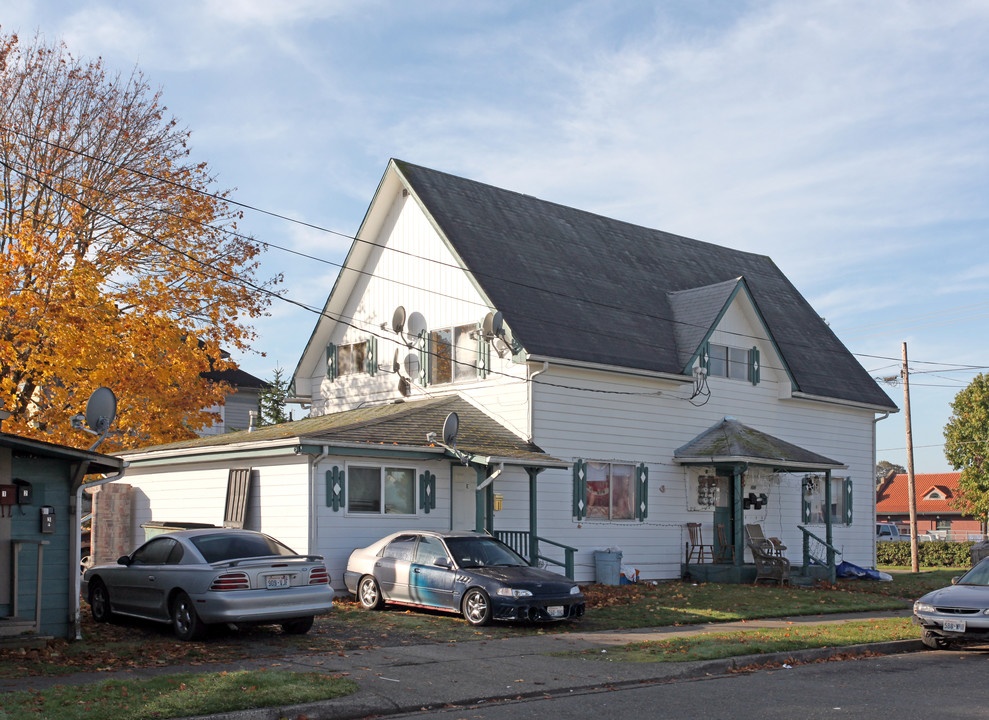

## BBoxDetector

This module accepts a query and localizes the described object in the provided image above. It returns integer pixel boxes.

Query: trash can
[594,549,622,585]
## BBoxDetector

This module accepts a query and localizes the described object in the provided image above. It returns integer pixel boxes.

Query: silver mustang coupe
[82,528,334,640]
[344,530,585,626]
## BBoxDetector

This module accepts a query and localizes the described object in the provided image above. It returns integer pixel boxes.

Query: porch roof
[121,395,568,469]
[673,417,846,471]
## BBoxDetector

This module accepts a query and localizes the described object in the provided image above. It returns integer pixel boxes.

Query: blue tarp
[836,561,892,581]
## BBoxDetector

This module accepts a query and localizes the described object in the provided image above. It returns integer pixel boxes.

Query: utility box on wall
[40,505,55,533]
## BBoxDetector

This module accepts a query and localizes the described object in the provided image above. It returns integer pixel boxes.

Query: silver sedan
[913,557,989,648]
[82,529,334,640]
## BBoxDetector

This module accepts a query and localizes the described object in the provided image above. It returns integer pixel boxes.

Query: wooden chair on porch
[748,538,790,585]
[716,523,735,563]
[686,523,715,564]
[744,523,786,556]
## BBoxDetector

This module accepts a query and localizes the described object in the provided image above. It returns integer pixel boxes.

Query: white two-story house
[113,159,897,586]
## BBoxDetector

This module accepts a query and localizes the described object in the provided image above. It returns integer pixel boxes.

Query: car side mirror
[434,557,452,569]
[117,555,132,566]
[952,576,961,584]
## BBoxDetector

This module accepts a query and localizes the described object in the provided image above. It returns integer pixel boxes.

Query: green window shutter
[801,476,812,523]
[325,343,337,380]
[366,337,378,377]
[572,459,587,520]
[749,347,761,385]
[477,324,490,379]
[418,335,430,386]
[326,466,345,511]
[635,463,649,521]
[843,478,853,525]
[419,471,436,513]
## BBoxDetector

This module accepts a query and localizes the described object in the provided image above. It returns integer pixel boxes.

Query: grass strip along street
[0,670,358,720]
[562,617,916,663]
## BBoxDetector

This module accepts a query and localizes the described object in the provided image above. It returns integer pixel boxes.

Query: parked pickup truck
[876,522,905,541]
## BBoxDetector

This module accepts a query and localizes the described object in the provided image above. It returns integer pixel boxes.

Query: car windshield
[445,537,526,568]
[192,533,297,563]
[957,561,989,586]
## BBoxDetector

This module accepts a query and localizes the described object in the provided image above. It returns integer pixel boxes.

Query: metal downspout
[310,446,330,554]
[527,362,549,442]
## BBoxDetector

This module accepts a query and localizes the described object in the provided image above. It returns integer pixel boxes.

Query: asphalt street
[378,650,989,720]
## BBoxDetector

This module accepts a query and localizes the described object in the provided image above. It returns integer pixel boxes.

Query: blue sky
[4,1,988,474]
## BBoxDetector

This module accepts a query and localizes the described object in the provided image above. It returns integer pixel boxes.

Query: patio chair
[749,538,790,585]
[716,523,735,563]
[744,523,786,556]
[686,522,715,564]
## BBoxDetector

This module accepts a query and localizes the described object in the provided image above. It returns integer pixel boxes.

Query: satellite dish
[402,352,420,379]
[406,311,427,341]
[391,306,406,334]
[490,311,504,337]
[482,312,494,337]
[85,387,117,434]
[442,412,459,446]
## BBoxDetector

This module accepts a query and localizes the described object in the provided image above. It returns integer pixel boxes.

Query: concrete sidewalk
[0,609,919,719]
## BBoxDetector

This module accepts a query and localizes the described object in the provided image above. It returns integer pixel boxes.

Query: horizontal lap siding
[315,196,526,416]
[528,365,877,582]
[120,458,310,553]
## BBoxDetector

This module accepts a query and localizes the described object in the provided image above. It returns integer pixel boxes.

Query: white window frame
[428,323,479,385]
[584,461,636,521]
[708,343,750,381]
[345,464,418,516]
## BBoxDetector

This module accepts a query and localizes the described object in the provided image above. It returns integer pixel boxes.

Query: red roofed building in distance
[876,472,985,541]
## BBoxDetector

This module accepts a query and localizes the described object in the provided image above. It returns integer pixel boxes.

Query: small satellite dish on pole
[391,306,407,335]
[442,412,459,447]
[80,387,117,450]
[406,312,427,343]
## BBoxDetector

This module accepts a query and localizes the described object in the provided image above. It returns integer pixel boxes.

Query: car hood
[467,565,578,592]
[919,584,989,608]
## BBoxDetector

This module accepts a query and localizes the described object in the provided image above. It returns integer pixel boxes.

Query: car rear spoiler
[213,554,326,568]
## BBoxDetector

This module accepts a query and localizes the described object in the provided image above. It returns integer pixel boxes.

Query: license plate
[943,619,966,632]
[266,574,290,590]
[547,605,564,618]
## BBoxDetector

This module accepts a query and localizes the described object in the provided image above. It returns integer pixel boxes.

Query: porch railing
[494,530,577,580]
[797,525,842,584]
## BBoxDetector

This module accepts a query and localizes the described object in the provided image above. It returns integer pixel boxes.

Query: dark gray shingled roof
[674,417,845,470]
[122,396,564,466]
[394,160,896,410]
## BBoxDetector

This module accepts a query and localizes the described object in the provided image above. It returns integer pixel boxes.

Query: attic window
[708,344,749,380]
[338,342,368,376]
[925,488,946,500]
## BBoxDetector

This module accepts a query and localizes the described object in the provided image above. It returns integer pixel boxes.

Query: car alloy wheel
[462,588,492,626]
[171,591,206,641]
[359,575,385,610]
[89,580,113,623]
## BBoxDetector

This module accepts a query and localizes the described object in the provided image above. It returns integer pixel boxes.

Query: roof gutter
[525,354,692,384]
[788,391,900,413]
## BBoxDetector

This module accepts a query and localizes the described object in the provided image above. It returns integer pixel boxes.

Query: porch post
[733,464,745,567]
[527,467,541,567]
[825,469,835,583]
[474,465,487,533]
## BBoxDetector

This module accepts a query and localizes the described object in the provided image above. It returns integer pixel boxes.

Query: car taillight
[210,571,250,591]
[309,566,330,585]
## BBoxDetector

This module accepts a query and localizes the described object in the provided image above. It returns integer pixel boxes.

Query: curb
[187,639,927,720]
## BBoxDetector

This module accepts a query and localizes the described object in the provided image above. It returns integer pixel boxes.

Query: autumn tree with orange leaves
[0,31,279,451]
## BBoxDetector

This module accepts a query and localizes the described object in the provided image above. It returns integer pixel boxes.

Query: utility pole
[902,342,919,573]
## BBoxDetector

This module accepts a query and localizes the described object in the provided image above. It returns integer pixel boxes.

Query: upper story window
[708,344,749,380]
[701,342,760,385]
[326,337,378,381]
[428,323,481,385]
